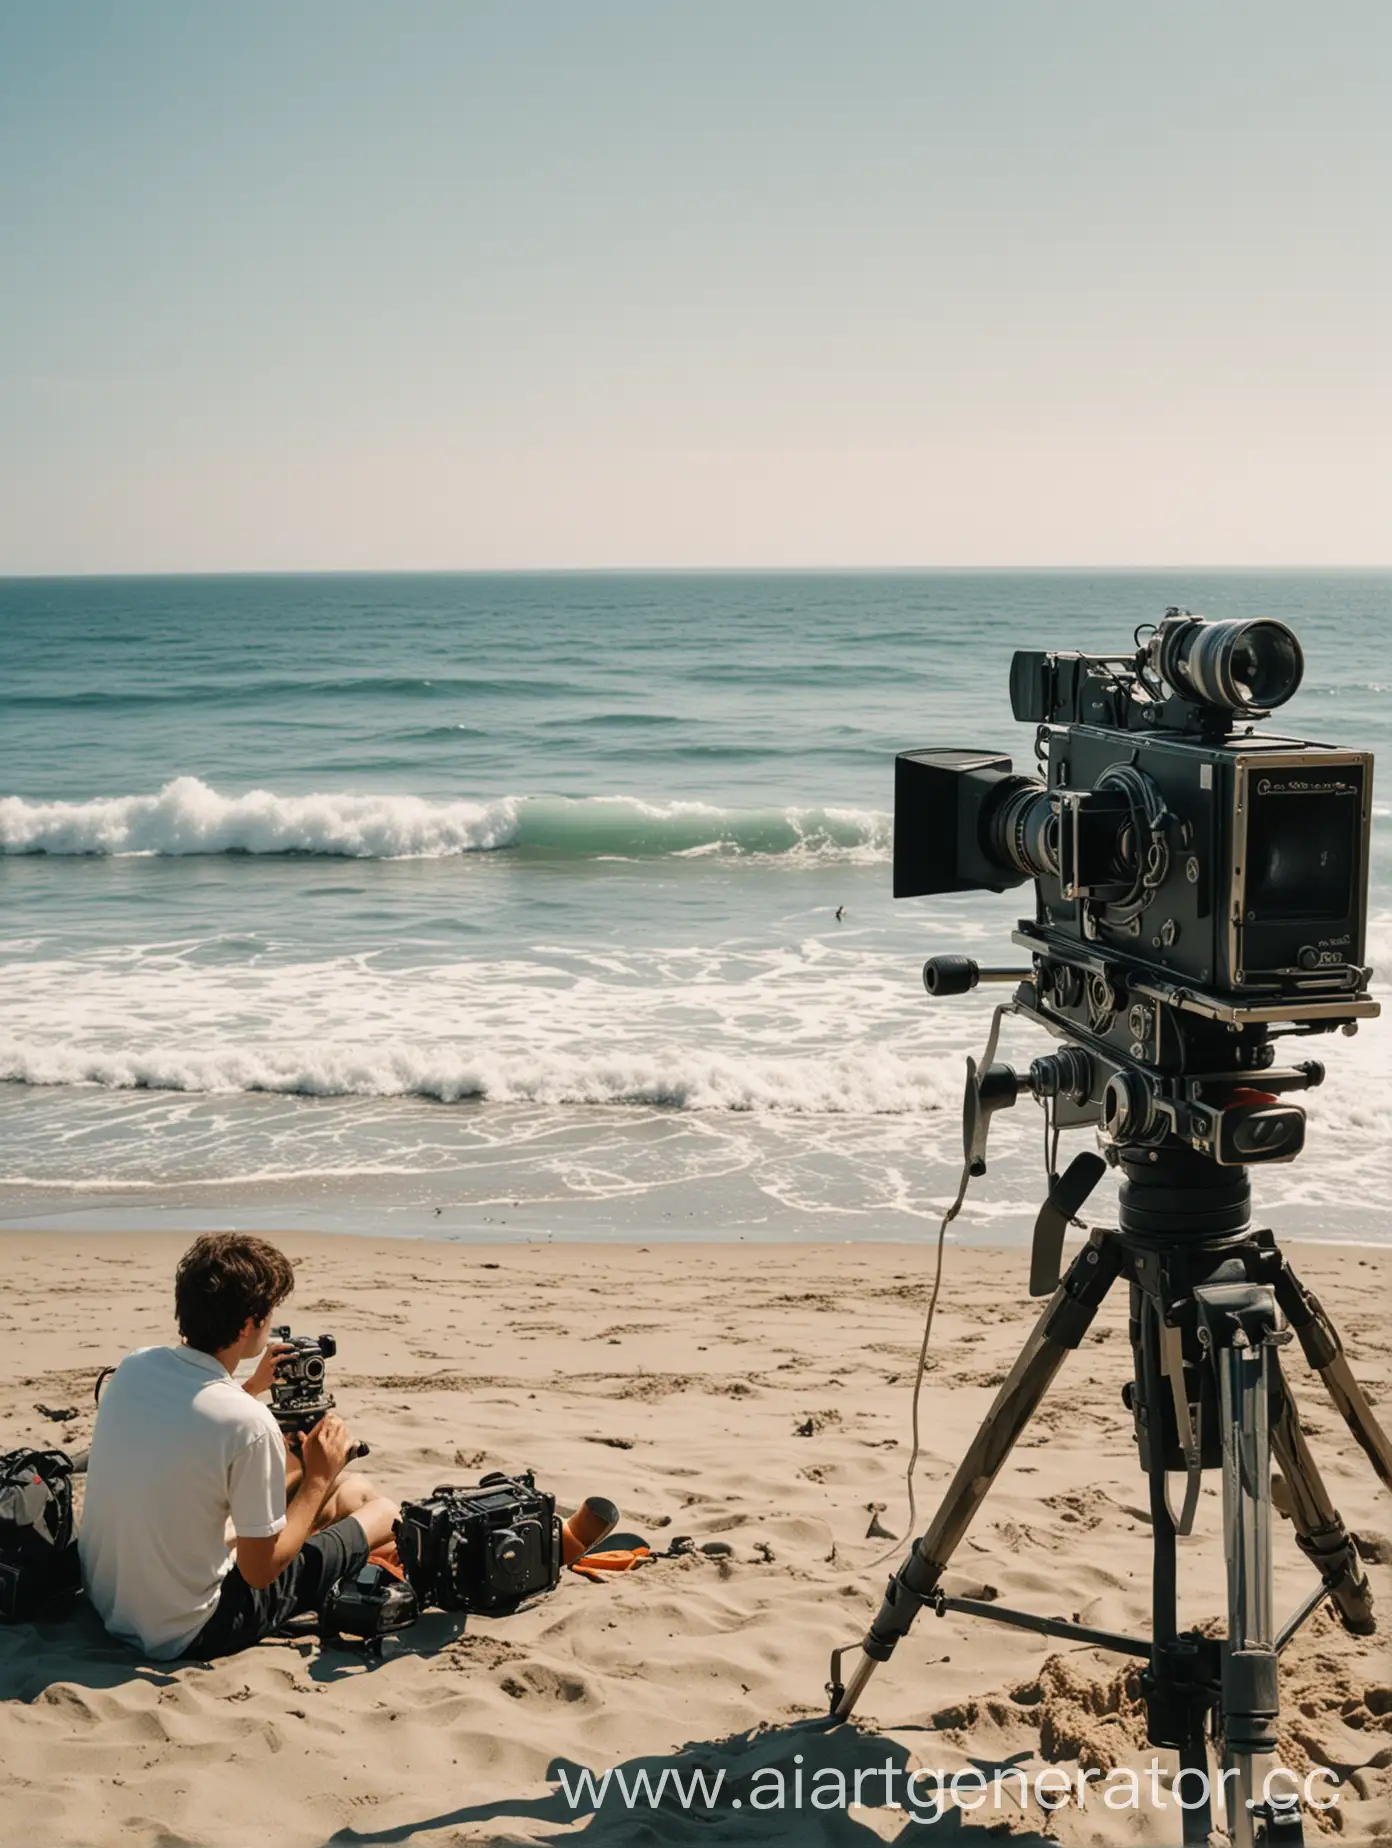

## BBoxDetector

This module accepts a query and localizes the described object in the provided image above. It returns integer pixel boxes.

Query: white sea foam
[0,778,892,863]
[0,1040,960,1114]
[0,934,973,1122]
[0,907,1386,1222]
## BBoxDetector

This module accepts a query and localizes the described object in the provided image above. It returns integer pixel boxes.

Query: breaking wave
[0,778,891,863]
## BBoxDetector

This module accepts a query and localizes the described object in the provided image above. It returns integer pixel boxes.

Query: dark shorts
[183,1515,370,1659]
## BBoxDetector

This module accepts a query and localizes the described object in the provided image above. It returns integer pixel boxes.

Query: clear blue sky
[1,2,1387,571]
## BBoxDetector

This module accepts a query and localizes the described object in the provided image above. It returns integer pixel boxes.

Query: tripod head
[924,940,1349,1294]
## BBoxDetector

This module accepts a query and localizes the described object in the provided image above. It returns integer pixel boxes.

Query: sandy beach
[1,1230,1388,1847]
[5,0,1390,1840]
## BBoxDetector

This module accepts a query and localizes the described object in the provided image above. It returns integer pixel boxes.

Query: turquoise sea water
[1,572,1388,1242]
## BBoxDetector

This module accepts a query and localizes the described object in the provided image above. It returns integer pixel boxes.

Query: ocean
[1,571,1388,1245]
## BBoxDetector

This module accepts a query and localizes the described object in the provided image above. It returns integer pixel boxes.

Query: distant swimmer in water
[835,906,845,922]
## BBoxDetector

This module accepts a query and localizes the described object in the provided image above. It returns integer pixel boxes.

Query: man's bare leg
[311,1470,399,1549]
[285,1444,399,1550]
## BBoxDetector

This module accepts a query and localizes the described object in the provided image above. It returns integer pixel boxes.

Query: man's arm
[234,1414,353,1590]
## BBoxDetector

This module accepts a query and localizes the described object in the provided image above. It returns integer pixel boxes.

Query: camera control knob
[963,1058,1027,1176]
[1029,1046,1092,1104]
[1102,1070,1156,1142]
[923,957,1033,997]
[923,955,978,996]
[492,1528,526,1584]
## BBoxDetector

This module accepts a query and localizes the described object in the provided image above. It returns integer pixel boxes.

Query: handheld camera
[268,1326,369,1460]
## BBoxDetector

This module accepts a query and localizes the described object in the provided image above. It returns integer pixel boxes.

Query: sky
[1,2,1388,572]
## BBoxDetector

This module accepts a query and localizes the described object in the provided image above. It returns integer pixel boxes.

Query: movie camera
[396,1470,562,1615]
[894,607,1374,1269]
[268,1326,369,1461]
[828,609,1387,1848]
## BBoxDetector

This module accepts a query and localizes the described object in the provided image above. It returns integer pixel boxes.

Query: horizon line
[4,562,1391,584]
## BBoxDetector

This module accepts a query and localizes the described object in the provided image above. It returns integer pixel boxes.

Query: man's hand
[241,1341,293,1399]
[300,1412,353,1489]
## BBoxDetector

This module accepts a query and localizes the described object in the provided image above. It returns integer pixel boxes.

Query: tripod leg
[1269,1359,1376,1635]
[1136,1293,1215,1846]
[1276,1264,1392,1493]
[1196,1282,1289,1848]
[830,1231,1120,1718]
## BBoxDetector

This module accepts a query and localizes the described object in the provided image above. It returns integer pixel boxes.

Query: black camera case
[320,1562,419,1655]
[396,1470,561,1614]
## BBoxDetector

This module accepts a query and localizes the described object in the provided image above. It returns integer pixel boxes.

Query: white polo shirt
[78,1345,287,1659]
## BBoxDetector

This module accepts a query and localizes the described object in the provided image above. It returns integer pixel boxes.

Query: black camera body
[396,1471,562,1615]
[895,611,1374,1013]
[1036,725,1368,998]
[268,1326,339,1437]
[894,610,1378,1172]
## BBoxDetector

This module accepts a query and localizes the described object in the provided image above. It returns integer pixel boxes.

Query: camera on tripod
[894,609,1376,1181]
[830,607,1387,1848]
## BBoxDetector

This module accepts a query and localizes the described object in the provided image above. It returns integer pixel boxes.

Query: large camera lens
[1153,614,1303,712]
[303,1355,325,1385]
[985,778,1057,881]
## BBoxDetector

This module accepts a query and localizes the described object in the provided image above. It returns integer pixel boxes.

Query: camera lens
[1155,615,1303,712]
[985,777,1056,881]
[1199,620,1303,708]
[304,1356,325,1385]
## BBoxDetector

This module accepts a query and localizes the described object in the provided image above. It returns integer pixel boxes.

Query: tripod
[828,1144,1392,1847]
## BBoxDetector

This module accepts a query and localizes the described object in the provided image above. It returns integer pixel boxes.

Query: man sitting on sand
[79,1233,399,1660]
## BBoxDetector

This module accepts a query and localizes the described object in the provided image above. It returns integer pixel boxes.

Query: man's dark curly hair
[175,1233,295,1355]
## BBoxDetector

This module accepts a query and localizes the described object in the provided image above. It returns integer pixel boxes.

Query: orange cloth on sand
[367,1544,406,1581]
[568,1545,652,1581]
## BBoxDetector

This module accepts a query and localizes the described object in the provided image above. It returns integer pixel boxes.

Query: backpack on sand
[0,1449,81,1623]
